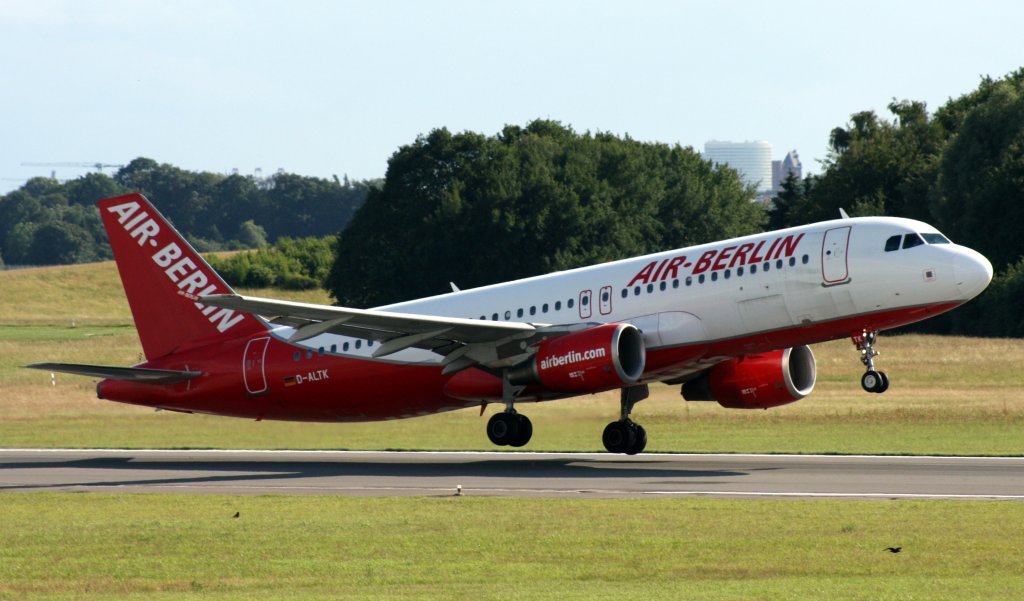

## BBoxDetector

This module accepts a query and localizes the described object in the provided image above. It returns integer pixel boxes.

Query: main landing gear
[853,329,889,393]
[486,375,533,448]
[602,384,649,455]
[486,409,533,448]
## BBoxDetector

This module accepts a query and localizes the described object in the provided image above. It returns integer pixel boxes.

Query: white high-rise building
[703,140,773,193]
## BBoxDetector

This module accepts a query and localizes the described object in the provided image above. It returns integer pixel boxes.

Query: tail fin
[98,193,266,359]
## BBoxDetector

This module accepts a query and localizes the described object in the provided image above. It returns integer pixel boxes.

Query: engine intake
[682,345,816,409]
[507,323,646,393]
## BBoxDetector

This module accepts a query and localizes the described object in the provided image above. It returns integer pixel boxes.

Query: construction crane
[21,162,125,174]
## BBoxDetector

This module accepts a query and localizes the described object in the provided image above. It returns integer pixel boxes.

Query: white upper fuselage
[285,216,993,379]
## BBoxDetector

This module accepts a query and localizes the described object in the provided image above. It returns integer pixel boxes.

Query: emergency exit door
[822,226,851,284]
[243,336,270,394]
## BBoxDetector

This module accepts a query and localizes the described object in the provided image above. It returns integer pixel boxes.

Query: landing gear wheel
[625,424,647,455]
[861,370,889,393]
[487,412,521,446]
[876,371,889,393]
[509,414,533,448]
[603,420,638,454]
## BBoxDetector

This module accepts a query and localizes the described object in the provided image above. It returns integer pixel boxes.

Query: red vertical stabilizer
[98,193,266,360]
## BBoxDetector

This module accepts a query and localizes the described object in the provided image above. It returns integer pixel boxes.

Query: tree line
[327,120,765,306]
[0,158,374,266]
[769,69,1024,336]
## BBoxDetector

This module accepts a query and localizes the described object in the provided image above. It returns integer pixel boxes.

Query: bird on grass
[233,512,240,518]
[884,546,902,553]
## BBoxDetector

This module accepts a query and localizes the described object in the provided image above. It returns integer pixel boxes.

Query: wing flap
[26,363,202,384]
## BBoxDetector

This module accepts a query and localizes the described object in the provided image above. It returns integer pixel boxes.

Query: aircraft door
[579,289,592,319]
[243,336,270,394]
[599,285,613,315]
[822,226,851,284]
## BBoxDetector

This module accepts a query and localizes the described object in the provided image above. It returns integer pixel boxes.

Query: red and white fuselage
[33,194,992,447]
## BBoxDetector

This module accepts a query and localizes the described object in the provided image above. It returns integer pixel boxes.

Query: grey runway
[1,449,1023,500]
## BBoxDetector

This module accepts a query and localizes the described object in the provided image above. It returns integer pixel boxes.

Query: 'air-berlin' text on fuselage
[105,201,245,333]
[627,233,805,287]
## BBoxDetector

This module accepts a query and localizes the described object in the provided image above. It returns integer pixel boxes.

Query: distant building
[703,140,774,193]
[771,150,802,192]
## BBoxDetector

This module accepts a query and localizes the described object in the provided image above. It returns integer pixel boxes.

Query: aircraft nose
[953,248,994,300]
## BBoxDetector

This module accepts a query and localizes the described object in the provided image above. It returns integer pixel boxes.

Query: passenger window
[568,299,574,309]
[802,254,809,264]
[724,269,731,279]
[885,235,902,251]
[504,310,511,320]
[672,279,679,289]
[699,274,705,284]
[751,264,757,274]
[737,266,744,276]
[903,233,925,249]
[530,306,536,315]
[686,276,692,286]
[602,290,610,302]
[789,257,796,267]
[343,342,350,351]
[553,301,559,311]
[330,344,337,353]
[293,351,301,361]
[634,286,641,296]
[516,308,523,318]
[306,349,313,359]
[660,281,667,291]
[621,289,628,299]
[646,283,654,293]
[543,303,550,313]
[492,313,498,321]
[764,262,770,272]
[581,295,589,306]
[711,272,718,282]
[354,341,361,350]
[776,259,783,269]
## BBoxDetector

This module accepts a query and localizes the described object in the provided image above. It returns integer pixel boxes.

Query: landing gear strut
[853,329,889,393]
[603,384,649,455]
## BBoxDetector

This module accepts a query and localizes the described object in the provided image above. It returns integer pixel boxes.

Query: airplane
[28,193,993,454]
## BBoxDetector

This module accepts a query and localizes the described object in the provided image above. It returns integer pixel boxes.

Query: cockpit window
[922,233,950,244]
[903,233,925,249]
[884,235,901,252]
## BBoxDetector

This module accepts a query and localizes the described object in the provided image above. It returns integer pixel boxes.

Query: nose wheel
[853,330,889,393]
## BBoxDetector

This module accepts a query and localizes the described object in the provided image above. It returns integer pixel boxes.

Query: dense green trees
[0,160,373,266]
[207,236,336,290]
[327,120,764,307]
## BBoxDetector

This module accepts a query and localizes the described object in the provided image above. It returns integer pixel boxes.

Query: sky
[2,0,1023,194]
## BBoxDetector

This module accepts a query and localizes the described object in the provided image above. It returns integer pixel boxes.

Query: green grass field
[1,494,1023,600]
[3,261,1024,600]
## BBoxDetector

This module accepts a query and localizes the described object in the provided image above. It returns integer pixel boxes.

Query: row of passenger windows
[293,340,374,360]
[885,232,950,252]
[477,253,812,321]
[480,297,576,321]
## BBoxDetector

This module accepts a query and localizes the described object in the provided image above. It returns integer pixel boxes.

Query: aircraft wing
[25,363,202,384]
[201,294,569,372]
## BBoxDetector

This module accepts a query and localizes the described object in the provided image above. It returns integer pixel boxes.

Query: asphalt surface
[1,449,1023,500]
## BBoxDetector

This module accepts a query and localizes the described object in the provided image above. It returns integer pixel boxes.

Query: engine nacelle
[507,323,646,393]
[682,346,816,409]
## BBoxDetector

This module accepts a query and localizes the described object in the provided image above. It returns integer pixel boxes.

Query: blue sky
[2,0,1022,194]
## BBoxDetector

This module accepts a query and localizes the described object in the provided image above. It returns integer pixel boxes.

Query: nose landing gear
[853,330,889,393]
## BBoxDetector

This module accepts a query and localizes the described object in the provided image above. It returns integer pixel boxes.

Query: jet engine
[507,323,646,393]
[682,346,816,409]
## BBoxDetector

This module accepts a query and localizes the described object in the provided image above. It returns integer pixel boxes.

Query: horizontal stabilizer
[25,363,202,384]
